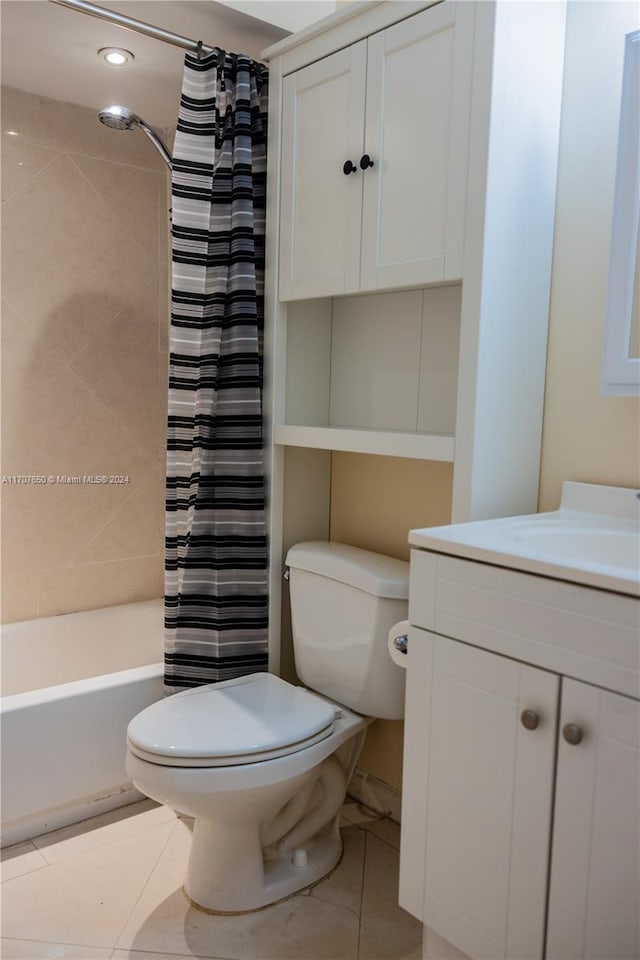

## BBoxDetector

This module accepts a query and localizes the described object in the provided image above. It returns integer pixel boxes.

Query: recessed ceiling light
[98,47,134,67]
[6,130,19,137]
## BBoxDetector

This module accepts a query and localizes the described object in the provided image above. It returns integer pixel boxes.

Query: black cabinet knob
[360,154,375,170]
[343,160,357,175]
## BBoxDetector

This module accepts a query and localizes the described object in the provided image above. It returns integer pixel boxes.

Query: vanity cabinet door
[279,42,367,301]
[400,628,558,960]
[360,2,474,292]
[546,681,640,960]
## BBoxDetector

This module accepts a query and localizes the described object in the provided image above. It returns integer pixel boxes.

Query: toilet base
[126,702,371,915]
[184,818,343,914]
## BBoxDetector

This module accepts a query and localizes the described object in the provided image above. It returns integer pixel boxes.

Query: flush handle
[393,634,408,655]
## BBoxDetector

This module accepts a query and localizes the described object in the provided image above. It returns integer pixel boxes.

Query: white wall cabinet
[279,2,475,300]
[279,42,367,300]
[401,553,640,960]
[361,2,474,291]
[263,1,566,670]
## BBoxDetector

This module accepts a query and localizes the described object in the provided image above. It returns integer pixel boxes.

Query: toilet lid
[127,672,337,767]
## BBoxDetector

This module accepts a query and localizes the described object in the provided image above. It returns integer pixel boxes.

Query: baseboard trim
[347,768,402,823]
[1,784,144,848]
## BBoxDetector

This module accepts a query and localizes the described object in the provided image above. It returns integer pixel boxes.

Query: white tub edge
[1,662,165,847]
[1,662,164,713]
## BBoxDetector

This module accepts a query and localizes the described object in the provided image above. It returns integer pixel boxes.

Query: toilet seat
[127,672,338,768]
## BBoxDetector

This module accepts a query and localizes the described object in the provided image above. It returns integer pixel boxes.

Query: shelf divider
[274,424,455,462]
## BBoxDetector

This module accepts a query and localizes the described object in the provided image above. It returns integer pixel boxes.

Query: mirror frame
[601,28,640,397]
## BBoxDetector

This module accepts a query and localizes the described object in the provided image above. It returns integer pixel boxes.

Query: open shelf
[274,424,455,461]
[282,285,462,464]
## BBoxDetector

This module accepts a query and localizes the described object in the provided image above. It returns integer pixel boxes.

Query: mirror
[601,28,640,397]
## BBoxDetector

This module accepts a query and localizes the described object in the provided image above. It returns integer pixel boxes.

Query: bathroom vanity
[399,483,640,960]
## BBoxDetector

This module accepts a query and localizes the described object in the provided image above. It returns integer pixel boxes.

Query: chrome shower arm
[137,119,172,170]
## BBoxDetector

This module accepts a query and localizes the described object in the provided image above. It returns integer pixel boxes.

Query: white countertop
[410,482,640,597]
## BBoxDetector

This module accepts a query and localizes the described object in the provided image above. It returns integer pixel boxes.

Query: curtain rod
[48,0,215,57]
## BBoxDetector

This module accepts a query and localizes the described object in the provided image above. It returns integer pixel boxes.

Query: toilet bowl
[126,541,409,913]
[127,673,368,912]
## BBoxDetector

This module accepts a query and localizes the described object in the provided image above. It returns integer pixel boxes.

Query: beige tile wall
[1,87,170,623]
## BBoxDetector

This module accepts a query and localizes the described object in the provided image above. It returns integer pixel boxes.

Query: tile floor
[1,799,422,960]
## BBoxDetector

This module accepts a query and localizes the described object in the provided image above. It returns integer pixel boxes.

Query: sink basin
[505,522,640,572]
[409,482,640,595]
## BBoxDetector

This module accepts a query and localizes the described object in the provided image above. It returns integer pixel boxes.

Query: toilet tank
[285,542,409,720]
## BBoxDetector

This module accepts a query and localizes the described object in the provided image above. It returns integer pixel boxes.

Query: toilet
[126,541,409,913]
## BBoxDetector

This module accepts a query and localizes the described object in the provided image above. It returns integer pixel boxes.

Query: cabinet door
[547,681,640,960]
[279,43,366,301]
[400,629,558,960]
[360,2,474,292]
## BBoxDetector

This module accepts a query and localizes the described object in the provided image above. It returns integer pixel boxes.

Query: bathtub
[1,599,165,846]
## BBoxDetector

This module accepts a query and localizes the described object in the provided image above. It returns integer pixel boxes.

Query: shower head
[98,105,172,170]
[98,104,138,130]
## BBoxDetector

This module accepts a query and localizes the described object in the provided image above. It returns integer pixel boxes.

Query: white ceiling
[0,0,290,128]
[221,1,338,34]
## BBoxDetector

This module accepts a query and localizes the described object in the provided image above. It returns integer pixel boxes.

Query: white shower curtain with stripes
[164,48,269,692]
